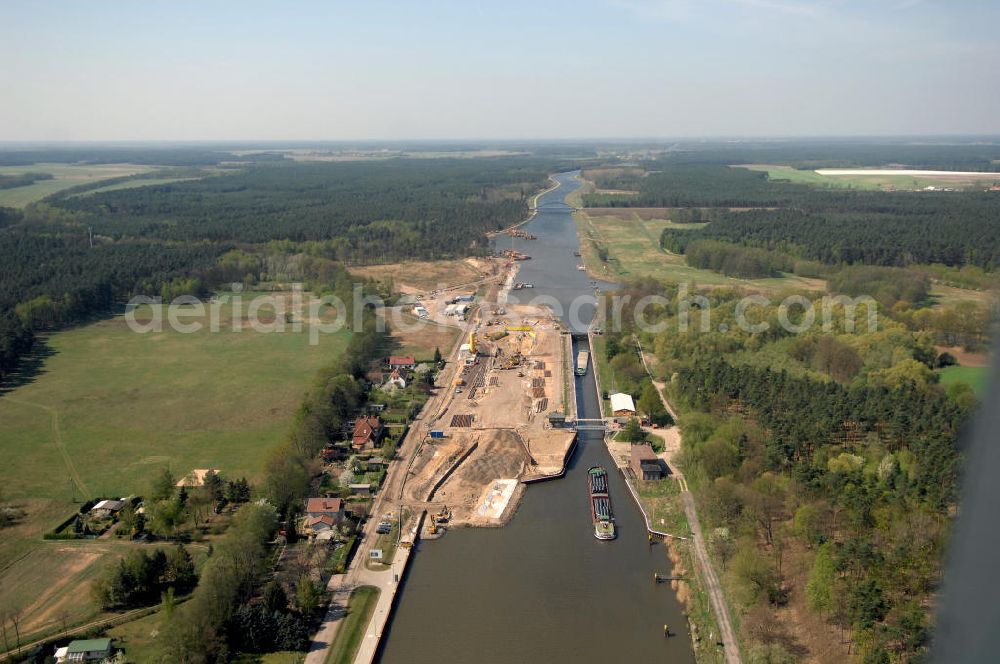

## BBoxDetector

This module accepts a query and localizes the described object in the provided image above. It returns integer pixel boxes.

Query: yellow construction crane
[469,331,477,355]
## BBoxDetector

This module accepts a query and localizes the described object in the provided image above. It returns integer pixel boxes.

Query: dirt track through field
[5,398,90,499]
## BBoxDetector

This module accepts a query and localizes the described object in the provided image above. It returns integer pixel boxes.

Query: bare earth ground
[398,288,575,529]
[935,345,990,367]
[349,258,487,293]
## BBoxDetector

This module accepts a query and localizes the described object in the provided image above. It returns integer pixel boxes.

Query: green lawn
[589,334,610,417]
[325,586,380,664]
[0,297,348,502]
[938,365,991,398]
[0,163,155,206]
[574,210,824,293]
[635,477,688,536]
[104,605,167,662]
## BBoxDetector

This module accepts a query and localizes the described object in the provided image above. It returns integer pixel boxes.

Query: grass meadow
[0,163,155,207]
[573,209,825,293]
[938,365,991,398]
[0,294,349,645]
[738,164,997,191]
[0,298,349,502]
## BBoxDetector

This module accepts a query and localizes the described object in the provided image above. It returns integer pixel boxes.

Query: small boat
[576,265,586,271]
[588,466,616,541]
[573,250,581,257]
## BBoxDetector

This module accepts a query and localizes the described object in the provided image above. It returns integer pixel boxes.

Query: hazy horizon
[3,0,999,141]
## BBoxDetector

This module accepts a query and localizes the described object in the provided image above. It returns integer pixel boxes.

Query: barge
[575,350,589,376]
[588,466,616,540]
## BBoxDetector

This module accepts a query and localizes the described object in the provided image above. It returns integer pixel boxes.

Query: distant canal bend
[377,172,694,663]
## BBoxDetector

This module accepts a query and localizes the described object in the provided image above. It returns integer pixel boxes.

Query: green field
[0,163,155,206]
[574,210,825,292]
[325,586,380,664]
[0,293,348,645]
[938,365,991,397]
[740,164,995,191]
[0,295,349,502]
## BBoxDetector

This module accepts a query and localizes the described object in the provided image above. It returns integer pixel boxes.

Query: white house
[383,368,408,391]
[56,638,112,662]
[609,392,636,417]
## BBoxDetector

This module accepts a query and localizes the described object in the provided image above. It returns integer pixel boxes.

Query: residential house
[56,639,112,662]
[630,443,665,481]
[610,392,636,417]
[383,368,408,391]
[352,416,385,451]
[89,499,126,518]
[304,514,337,533]
[387,355,416,370]
[305,497,344,524]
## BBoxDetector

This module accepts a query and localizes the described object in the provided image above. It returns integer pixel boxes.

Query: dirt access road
[636,339,741,664]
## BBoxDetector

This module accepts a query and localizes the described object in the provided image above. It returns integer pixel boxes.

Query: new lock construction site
[401,294,578,534]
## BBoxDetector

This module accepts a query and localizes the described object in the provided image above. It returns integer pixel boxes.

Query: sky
[2,0,998,141]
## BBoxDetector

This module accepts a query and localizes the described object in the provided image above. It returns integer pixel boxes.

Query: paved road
[305,280,493,664]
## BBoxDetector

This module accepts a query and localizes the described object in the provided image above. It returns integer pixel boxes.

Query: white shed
[609,392,636,417]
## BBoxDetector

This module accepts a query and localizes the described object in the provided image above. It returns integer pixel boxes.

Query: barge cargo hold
[588,466,616,540]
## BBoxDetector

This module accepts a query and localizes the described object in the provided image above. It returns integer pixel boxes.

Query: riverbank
[587,332,738,664]
[487,174,563,237]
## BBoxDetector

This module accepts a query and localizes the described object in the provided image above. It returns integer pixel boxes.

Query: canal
[377,172,694,663]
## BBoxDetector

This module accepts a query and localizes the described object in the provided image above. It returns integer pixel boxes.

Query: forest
[660,206,1000,270]
[603,275,982,662]
[589,164,1000,271]
[51,158,554,253]
[0,154,565,382]
[0,172,53,190]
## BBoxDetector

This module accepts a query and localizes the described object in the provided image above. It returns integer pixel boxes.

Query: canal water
[377,173,694,663]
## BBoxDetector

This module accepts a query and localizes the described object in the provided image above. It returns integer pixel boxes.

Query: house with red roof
[305,497,344,526]
[387,355,416,370]
[351,415,384,451]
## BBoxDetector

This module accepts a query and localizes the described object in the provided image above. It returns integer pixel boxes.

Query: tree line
[592,162,1000,270]
[0,172,53,189]
[51,158,553,257]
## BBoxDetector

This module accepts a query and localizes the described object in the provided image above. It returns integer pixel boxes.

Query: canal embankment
[378,172,694,664]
